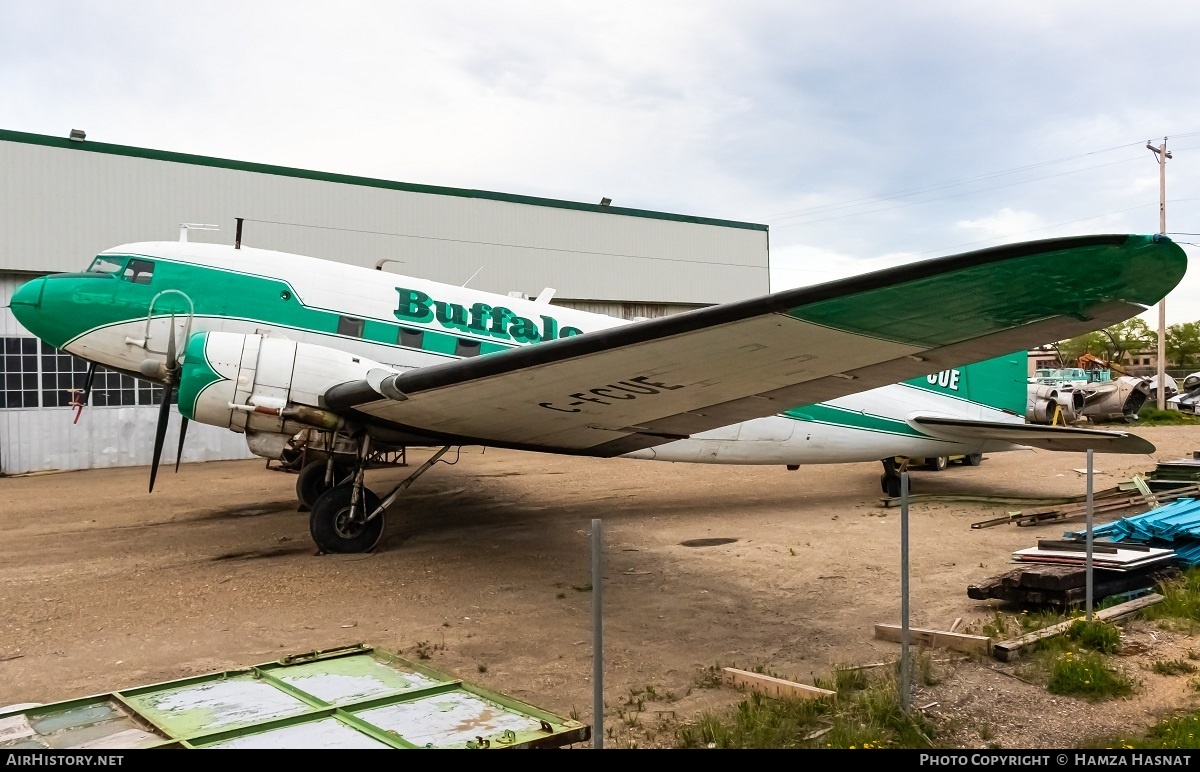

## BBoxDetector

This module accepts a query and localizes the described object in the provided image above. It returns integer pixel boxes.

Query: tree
[1167,321,1200,370]
[1096,318,1154,363]
[1054,319,1155,367]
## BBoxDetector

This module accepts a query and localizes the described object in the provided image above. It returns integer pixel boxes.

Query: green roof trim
[0,128,767,232]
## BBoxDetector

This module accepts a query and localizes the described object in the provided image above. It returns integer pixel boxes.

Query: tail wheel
[310,485,385,554]
[964,453,984,466]
[881,473,903,498]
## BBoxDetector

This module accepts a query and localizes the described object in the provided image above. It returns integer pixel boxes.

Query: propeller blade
[81,362,96,404]
[165,315,178,371]
[149,384,173,493]
[175,416,188,473]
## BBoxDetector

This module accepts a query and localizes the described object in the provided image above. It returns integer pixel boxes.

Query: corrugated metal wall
[0,134,769,305]
[0,273,253,474]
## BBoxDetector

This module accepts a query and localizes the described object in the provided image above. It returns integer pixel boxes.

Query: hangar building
[0,128,770,474]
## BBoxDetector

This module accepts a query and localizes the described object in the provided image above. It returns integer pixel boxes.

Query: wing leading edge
[323,234,1186,456]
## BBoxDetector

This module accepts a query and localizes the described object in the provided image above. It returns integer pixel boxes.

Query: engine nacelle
[1025,383,1084,424]
[177,331,395,456]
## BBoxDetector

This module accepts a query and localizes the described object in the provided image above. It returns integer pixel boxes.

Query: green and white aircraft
[9,234,1186,553]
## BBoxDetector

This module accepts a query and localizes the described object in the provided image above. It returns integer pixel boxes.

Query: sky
[4,1,1200,326]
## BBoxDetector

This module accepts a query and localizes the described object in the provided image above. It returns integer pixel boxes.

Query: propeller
[175,416,189,473]
[149,317,181,493]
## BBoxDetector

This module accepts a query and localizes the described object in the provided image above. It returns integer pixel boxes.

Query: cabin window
[398,327,424,349]
[87,256,125,275]
[337,316,365,338]
[122,259,155,285]
[455,339,481,358]
[1143,357,1151,365]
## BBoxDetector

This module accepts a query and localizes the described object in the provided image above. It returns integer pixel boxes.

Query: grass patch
[1151,659,1197,676]
[1106,712,1200,749]
[1130,407,1200,426]
[1064,619,1121,654]
[1046,650,1134,700]
[676,663,934,749]
[1143,568,1200,627]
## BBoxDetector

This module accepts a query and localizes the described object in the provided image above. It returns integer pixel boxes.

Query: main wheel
[930,456,948,471]
[296,459,353,511]
[309,485,386,554]
[964,453,983,467]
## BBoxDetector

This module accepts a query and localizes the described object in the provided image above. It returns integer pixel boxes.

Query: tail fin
[904,352,1027,415]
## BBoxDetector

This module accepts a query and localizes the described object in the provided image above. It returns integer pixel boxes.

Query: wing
[325,234,1185,456]
[911,416,1154,454]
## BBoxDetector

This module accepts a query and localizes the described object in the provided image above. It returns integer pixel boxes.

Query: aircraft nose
[9,277,45,331]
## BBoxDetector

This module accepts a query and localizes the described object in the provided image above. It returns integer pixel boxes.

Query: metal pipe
[900,472,911,712]
[1086,448,1094,621]
[592,518,604,749]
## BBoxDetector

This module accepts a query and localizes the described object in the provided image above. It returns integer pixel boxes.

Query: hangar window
[455,338,481,358]
[398,327,424,349]
[121,259,155,285]
[0,337,41,408]
[338,316,365,338]
[39,342,164,408]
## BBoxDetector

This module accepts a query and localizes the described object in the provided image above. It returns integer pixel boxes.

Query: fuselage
[10,241,1026,465]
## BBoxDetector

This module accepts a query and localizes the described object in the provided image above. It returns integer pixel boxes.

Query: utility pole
[1148,137,1172,409]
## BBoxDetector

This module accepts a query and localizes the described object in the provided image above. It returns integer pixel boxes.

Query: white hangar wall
[0,129,770,474]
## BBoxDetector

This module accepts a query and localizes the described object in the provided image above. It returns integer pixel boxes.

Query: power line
[242,218,765,270]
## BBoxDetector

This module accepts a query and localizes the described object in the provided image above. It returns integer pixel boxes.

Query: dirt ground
[3,427,1200,748]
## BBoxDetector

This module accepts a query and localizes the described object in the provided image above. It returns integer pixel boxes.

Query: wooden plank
[721,668,835,701]
[872,624,992,655]
[991,593,1163,662]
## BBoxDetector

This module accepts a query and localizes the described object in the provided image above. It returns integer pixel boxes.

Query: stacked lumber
[1068,497,1200,566]
[1144,458,1200,492]
[970,483,1200,529]
[967,561,1177,607]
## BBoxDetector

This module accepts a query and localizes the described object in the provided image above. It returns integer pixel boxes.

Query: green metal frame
[0,644,589,750]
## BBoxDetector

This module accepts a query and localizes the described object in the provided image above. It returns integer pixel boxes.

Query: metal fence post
[1086,449,1094,621]
[592,518,604,749]
[900,472,911,712]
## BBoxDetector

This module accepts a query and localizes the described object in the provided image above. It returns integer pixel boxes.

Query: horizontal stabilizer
[912,416,1155,454]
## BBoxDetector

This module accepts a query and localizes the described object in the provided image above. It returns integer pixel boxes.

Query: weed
[1065,620,1121,654]
[982,612,1014,640]
[915,648,942,687]
[569,706,580,722]
[477,663,488,674]
[1047,650,1133,700]
[644,684,658,700]
[1152,659,1198,676]
[675,665,933,748]
[1189,649,1200,661]
[1105,712,1200,749]
[1144,568,1200,627]
[1019,608,1067,634]
[1131,407,1200,426]
[413,640,432,660]
[978,723,995,741]
[789,547,796,556]
[693,664,724,689]
[571,583,593,592]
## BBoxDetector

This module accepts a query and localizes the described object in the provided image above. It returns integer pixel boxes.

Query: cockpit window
[122,259,155,285]
[87,256,125,275]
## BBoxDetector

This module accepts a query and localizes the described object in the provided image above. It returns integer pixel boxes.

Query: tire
[295,459,352,511]
[964,453,983,467]
[881,474,903,498]
[309,485,385,554]
[930,456,948,472]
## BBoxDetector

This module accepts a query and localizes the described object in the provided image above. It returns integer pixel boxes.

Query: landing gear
[880,457,907,498]
[310,485,386,554]
[963,453,983,466]
[929,456,949,472]
[307,441,454,554]
[295,456,353,511]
